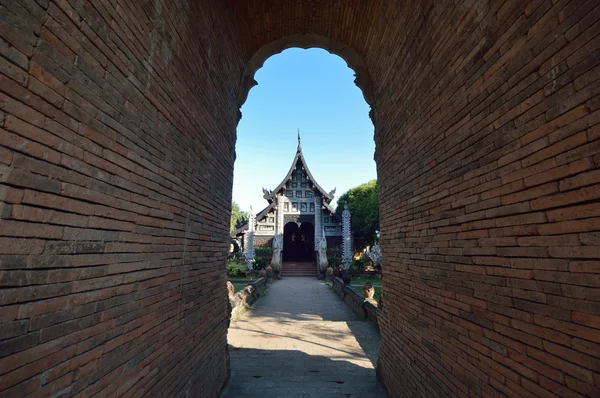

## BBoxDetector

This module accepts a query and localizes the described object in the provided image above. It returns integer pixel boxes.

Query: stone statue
[226,281,235,298]
[369,244,382,269]
[362,281,375,300]
[271,234,282,270]
[318,234,328,272]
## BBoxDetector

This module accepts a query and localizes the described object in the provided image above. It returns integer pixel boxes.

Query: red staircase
[282,261,318,277]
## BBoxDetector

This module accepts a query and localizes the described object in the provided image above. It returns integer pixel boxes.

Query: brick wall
[1,1,599,397]
[0,1,240,396]
[254,236,272,247]
[368,1,600,396]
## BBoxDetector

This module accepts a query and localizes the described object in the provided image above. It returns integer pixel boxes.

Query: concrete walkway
[221,277,386,397]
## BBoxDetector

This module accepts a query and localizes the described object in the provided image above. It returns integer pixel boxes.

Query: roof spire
[297,128,302,152]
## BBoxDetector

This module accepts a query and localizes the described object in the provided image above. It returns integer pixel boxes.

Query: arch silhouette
[237,34,374,112]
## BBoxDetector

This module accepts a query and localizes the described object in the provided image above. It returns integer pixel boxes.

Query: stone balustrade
[229,278,269,320]
[331,277,378,327]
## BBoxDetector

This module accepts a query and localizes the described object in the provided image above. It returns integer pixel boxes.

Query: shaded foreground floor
[221,277,385,397]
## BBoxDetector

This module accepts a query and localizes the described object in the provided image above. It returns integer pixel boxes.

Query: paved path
[221,277,386,397]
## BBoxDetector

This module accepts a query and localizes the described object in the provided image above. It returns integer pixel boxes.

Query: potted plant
[325,266,334,282]
[265,265,273,279]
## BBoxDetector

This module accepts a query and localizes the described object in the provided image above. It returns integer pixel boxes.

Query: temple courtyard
[222,278,385,397]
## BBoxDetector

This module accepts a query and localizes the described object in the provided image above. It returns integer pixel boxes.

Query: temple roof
[232,202,275,236]
[231,133,339,237]
[263,133,335,204]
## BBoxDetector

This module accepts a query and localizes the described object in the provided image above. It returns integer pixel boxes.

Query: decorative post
[271,195,284,270]
[314,195,326,277]
[341,202,352,269]
[245,206,255,271]
[314,195,322,256]
[276,195,284,237]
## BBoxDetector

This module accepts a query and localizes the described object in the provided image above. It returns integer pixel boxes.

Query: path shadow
[230,278,383,368]
[221,346,386,397]
[246,279,362,321]
[345,320,381,368]
[228,325,367,359]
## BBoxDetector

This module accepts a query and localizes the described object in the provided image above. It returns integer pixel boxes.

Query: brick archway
[237,34,374,110]
[0,1,598,397]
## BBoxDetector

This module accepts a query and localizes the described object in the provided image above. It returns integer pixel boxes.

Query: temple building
[233,134,343,273]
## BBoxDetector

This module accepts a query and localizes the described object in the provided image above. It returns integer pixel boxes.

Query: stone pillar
[271,195,284,269]
[245,207,255,270]
[276,195,284,237]
[314,195,322,251]
[342,202,352,268]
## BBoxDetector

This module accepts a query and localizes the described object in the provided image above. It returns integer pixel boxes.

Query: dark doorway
[283,222,315,262]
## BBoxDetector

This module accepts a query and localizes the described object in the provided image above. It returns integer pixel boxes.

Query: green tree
[335,180,379,247]
[230,201,248,233]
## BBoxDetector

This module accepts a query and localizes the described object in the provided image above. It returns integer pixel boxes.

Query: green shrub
[328,256,341,267]
[350,258,365,273]
[255,246,272,255]
[253,257,268,270]
[227,260,247,277]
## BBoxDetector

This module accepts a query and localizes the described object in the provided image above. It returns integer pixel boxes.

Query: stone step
[282,262,317,276]
[283,269,317,273]
[283,268,317,272]
[283,269,317,272]
[282,267,318,276]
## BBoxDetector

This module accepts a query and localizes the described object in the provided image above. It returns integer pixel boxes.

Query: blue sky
[233,48,376,213]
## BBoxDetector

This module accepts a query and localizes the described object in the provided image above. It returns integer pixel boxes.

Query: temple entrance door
[283,222,315,262]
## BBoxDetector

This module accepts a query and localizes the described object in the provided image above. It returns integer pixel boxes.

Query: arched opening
[228,40,380,392]
[232,41,376,274]
[237,34,375,110]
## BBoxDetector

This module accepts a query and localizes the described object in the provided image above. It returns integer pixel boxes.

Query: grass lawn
[349,277,382,286]
[229,281,249,294]
[228,275,266,294]
[374,286,381,302]
[233,284,245,293]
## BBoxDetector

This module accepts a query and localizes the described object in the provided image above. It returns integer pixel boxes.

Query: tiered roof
[232,133,338,236]
[262,133,335,204]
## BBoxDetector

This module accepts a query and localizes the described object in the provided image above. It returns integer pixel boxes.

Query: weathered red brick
[531,184,600,210]
[0,1,598,397]
[523,158,593,187]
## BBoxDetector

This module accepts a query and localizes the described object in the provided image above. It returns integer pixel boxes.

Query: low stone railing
[228,277,268,320]
[331,277,378,327]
